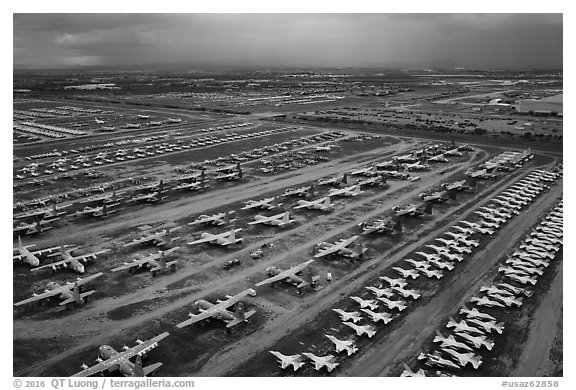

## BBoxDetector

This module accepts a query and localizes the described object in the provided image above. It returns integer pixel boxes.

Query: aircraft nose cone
[32,259,40,267]
[78,265,85,273]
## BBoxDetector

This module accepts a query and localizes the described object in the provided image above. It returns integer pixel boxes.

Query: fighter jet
[13,237,62,267]
[247,211,295,227]
[15,272,103,308]
[486,293,523,307]
[342,321,376,338]
[111,247,180,276]
[400,363,426,377]
[433,331,473,352]
[455,332,494,351]
[176,289,257,329]
[427,258,455,271]
[187,228,242,246]
[405,258,431,270]
[440,252,464,262]
[377,297,407,311]
[429,154,449,163]
[446,317,485,335]
[71,332,169,377]
[302,353,339,372]
[365,285,394,298]
[495,282,533,297]
[269,351,305,371]
[441,348,482,369]
[379,276,407,288]
[241,197,283,210]
[466,318,505,334]
[123,227,181,248]
[404,161,430,171]
[332,308,363,323]
[31,246,110,274]
[350,296,379,310]
[294,196,332,211]
[361,308,393,324]
[418,267,444,279]
[469,295,506,308]
[422,191,450,203]
[314,236,365,259]
[255,259,316,293]
[415,251,441,262]
[350,166,378,177]
[392,286,422,300]
[459,305,496,321]
[325,335,358,356]
[417,351,460,370]
[328,184,363,198]
[392,267,419,280]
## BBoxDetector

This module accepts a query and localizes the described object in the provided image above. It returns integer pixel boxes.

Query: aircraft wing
[111,258,150,272]
[74,272,104,286]
[72,332,169,377]
[176,307,218,328]
[255,260,314,286]
[14,284,71,306]
[30,259,69,272]
[73,249,110,263]
[313,243,339,258]
[124,234,158,247]
[187,234,217,245]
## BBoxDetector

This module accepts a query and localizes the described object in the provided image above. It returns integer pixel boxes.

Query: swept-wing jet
[365,285,394,298]
[378,276,407,288]
[13,237,62,267]
[187,228,242,246]
[443,180,469,192]
[496,282,533,297]
[486,293,523,307]
[417,351,459,370]
[405,258,431,270]
[328,184,363,197]
[455,332,494,351]
[342,321,376,338]
[401,363,426,377]
[469,295,505,308]
[446,317,485,335]
[71,332,169,377]
[269,351,305,371]
[248,211,295,227]
[441,348,482,369]
[392,267,419,280]
[32,246,110,274]
[466,318,505,335]
[433,331,473,351]
[241,197,283,210]
[111,247,180,276]
[255,259,315,292]
[459,305,496,321]
[361,308,393,324]
[356,175,386,187]
[404,161,430,171]
[302,353,339,372]
[350,166,378,177]
[332,308,363,323]
[325,335,358,356]
[294,196,332,211]
[15,272,103,308]
[377,296,407,311]
[314,235,364,259]
[392,286,421,300]
[422,191,449,203]
[350,296,379,310]
[176,288,257,329]
[123,227,181,248]
[416,251,441,262]
[418,267,444,279]
[429,154,448,163]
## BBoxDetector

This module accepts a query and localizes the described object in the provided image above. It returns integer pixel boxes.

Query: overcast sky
[13,14,563,69]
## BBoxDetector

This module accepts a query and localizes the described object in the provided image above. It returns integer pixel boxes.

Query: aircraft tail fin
[342,173,348,185]
[423,202,433,214]
[281,212,290,224]
[228,229,236,243]
[133,355,145,377]
[323,197,331,208]
[18,235,23,250]
[309,184,315,197]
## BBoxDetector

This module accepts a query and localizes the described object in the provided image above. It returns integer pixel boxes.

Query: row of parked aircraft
[404,173,561,376]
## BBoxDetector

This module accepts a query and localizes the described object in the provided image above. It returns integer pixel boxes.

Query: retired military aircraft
[71,332,169,377]
[247,211,295,227]
[255,259,316,292]
[187,228,243,246]
[31,246,110,274]
[111,247,180,276]
[176,288,256,329]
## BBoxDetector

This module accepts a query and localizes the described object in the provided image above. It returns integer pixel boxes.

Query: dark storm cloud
[13,13,563,69]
